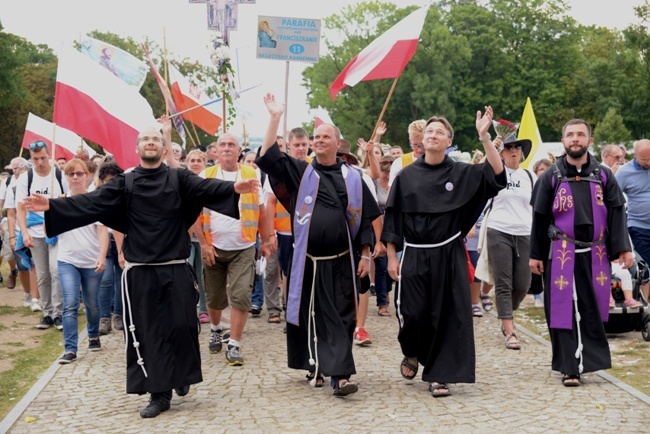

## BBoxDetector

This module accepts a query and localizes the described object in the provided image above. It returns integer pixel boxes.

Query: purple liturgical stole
[549,172,610,329]
[286,164,363,326]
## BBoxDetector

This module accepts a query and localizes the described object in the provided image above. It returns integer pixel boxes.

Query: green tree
[592,108,633,158]
[0,23,56,167]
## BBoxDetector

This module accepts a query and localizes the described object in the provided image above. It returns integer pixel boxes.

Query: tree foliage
[592,108,633,154]
[302,0,650,153]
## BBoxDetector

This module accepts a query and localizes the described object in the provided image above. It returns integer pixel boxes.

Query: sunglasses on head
[503,144,522,151]
[29,141,47,151]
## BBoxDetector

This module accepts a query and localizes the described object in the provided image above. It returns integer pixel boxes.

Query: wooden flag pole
[163,30,170,116]
[370,76,400,141]
[283,61,290,142]
[222,87,227,133]
[51,121,57,162]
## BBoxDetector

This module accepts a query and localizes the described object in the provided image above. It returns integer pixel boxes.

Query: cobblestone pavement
[4,301,650,433]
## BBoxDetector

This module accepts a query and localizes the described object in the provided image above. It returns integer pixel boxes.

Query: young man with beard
[529,119,633,387]
[23,125,257,418]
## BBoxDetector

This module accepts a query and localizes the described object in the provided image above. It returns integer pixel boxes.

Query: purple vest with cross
[286,163,363,326]
[549,169,610,329]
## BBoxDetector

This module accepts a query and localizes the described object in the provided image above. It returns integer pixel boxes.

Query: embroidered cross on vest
[549,166,610,329]
[286,163,363,326]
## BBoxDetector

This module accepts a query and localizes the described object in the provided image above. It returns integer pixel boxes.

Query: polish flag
[22,113,97,160]
[329,6,429,100]
[313,106,336,129]
[169,64,222,136]
[53,48,158,169]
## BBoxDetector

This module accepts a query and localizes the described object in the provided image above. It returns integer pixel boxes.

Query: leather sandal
[505,332,521,350]
[429,382,450,397]
[378,306,391,317]
[400,357,418,380]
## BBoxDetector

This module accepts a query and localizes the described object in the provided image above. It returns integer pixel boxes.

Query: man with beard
[23,125,258,417]
[529,119,633,387]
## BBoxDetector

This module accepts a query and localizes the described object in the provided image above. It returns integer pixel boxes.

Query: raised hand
[375,121,387,137]
[476,106,494,137]
[263,93,284,118]
[357,138,373,153]
[157,115,172,136]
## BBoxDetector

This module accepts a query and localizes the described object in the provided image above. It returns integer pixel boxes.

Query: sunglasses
[29,141,47,151]
[503,144,522,151]
[65,171,87,178]
[19,162,33,169]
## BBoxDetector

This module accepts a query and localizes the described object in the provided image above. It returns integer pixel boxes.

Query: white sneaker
[31,299,43,312]
[534,298,544,308]
[23,293,31,308]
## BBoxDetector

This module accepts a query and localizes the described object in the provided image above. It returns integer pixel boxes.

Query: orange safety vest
[401,152,415,168]
[201,164,259,244]
[274,201,291,232]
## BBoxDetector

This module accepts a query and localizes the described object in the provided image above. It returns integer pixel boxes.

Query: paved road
[4,302,650,433]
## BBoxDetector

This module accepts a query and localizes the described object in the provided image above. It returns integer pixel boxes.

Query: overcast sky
[1,0,645,139]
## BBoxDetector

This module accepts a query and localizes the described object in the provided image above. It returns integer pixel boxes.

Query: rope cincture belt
[303,248,350,387]
[397,232,462,329]
[120,258,188,378]
[573,246,591,374]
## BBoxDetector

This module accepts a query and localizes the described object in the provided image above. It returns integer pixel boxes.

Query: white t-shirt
[0,178,7,203]
[58,221,104,269]
[1,176,17,210]
[388,157,404,187]
[486,168,536,236]
[15,169,70,238]
[199,166,263,251]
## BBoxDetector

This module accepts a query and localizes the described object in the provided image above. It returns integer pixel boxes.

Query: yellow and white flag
[518,97,542,170]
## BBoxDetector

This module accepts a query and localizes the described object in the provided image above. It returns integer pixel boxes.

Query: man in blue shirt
[615,139,650,298]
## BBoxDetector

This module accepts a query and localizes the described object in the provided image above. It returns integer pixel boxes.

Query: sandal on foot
[400,357,418,380]
[429,382,450,397]
[333,379,358,396]
[378,306,391,317]
[472,305,483,317]
[562,374,580,387]
[480,293,493,311]
[505,332,521,350]
[268,313,282,323]
[306,371,324,388]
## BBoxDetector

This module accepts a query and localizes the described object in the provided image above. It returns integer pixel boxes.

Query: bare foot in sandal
[400,357,418,380]
[429,382,450,397]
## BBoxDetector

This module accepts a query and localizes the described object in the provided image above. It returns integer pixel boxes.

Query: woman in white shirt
[486,135,535,350]
[56,160,108,364]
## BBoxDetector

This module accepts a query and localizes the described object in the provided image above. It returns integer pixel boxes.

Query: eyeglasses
[503,144,523,151]
[29,141,47,151]
[137,136,162,143]
[19,163,33,169]
[65,171,86,178]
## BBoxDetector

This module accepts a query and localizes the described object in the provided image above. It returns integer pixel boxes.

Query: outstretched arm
[476,106,503,176]
[260,93,284,157]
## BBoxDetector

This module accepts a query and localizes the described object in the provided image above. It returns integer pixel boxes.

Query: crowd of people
[2,95,649,417]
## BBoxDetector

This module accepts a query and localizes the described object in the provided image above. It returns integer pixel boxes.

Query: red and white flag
[329,6,429,100]
[169,64,222,136]
[22,113,96,161]
[53,48,157,169]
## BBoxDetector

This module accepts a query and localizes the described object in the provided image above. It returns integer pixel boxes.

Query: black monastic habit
[530,154,630,375]
[256,144,380,378]
[382,155,506,384]
[44,165,239,394]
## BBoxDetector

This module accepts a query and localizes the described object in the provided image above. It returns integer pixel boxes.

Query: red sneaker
[353,327,372,346]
